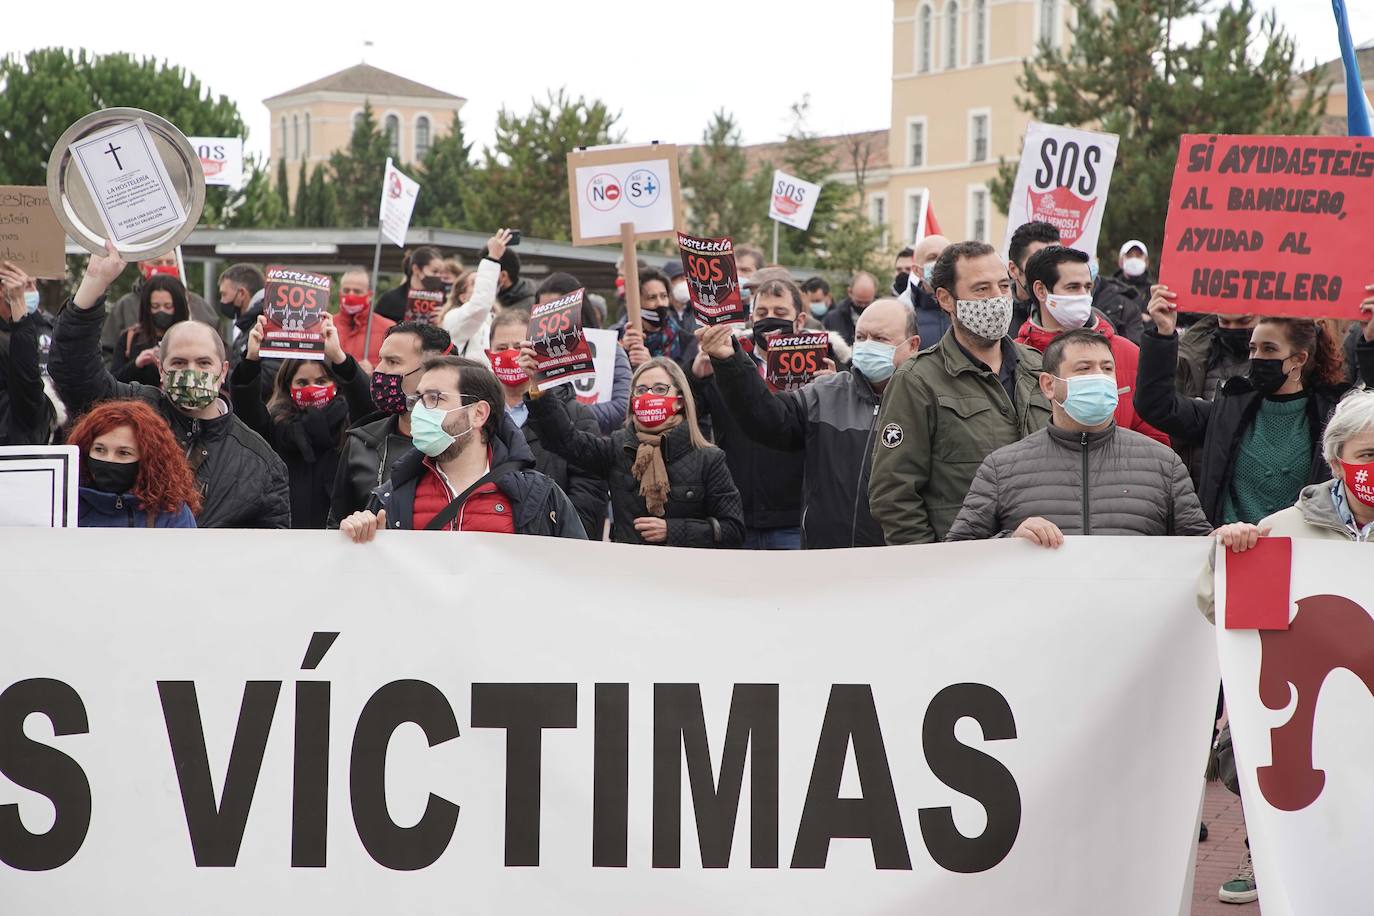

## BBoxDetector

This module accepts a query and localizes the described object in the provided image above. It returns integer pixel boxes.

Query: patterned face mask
[955,295,1014,342]
[162,369,221,410]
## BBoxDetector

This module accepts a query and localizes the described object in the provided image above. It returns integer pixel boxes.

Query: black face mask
[151,312,177,332]
[1216,327,1252,359]
[893,271,910,296]
[86,457,140,495]
[1247,357,1291,395]
[752,317,794,349]
[218,296,238,320]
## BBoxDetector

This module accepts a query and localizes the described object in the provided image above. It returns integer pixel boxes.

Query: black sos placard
[677,232,745,326]
[528,288,595,389]
[764,331,830,391]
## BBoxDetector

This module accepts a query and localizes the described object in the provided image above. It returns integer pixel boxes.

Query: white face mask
[671,282,690,305]
[955,296,1014,342]
[1044,293,1094,330]
[1122,257,1147,278]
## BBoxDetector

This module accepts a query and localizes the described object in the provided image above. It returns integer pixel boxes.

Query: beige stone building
[264,63,466,200]
[876,0,1073,249]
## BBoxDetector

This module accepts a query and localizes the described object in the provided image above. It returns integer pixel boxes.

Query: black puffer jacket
[945,423,1212,540]
[525,394,745,547]
[49,298,290,529]
[517,386,609,539]
[368,414,587,539]
[0,310,56,446]
[1134,327,1372,525]
[231,354,374,529]
[1090,276,1145,344]
[327,411,411,527]
[692,360,804,532]
[710,342,884,548]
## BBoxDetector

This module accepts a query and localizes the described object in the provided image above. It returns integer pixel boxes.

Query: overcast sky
[5,0,1372,163]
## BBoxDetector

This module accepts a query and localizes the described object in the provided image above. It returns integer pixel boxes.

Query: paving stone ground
[1191,779,1259,915]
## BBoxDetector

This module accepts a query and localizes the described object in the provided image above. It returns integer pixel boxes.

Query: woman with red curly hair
[68,399,201,527]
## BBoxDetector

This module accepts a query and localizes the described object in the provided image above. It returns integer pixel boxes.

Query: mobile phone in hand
[508,230,522,247]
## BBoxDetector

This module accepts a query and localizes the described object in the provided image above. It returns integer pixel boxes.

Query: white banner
[187,137,244,188]
[0,445,78,528]
[378,158,420,248]
[1000,121,1118,260]
[769,169,821,231]
[1215,538,1374,915]
[1,534,1218,914]
[572,327,618,407]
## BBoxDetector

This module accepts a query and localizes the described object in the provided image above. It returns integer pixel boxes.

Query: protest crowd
[5,142,1374,907]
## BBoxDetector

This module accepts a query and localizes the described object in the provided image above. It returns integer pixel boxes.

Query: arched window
[973,0,987,64]
[945,1,960,69]
[384,114,400,158]
[291,115,299,161]
[279,116,287,159]
[1040,0,1059,48]
[415,116,431,160]
[304,113,311,158]
[917,4,933,73]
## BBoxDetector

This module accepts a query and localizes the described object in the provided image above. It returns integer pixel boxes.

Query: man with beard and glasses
[338,355,586,540]
[50,242,290,528]
[868,240,1052,545]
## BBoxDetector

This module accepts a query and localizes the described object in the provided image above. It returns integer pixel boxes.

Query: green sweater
[1222,393,1312,524]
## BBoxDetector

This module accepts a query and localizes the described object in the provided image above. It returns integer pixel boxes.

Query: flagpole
[772,220,779,265]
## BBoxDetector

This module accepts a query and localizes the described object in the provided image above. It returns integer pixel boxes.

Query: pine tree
[988,0,1325,262]
[680,110,770,244]
[275,158,291,221]
[306,165,338,228]
[776,97,844,265]
[414,113,474,229]
[466,89,622,240]
[329,102,392,227]
[293,159,310,227]
[224,154,286,228]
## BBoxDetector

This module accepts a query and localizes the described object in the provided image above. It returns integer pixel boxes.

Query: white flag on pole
[769,169,822,231]
[378,157,421,247]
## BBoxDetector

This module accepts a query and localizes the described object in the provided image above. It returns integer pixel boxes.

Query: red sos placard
[404,289,445,325]
[677,232,745,326]
[262,266,331,360]
[765,332,830,391]
[528,288,595,390]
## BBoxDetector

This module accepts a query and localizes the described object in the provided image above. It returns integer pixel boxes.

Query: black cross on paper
[103,142,123,170]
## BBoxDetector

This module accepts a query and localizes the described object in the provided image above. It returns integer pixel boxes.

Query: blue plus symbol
[645,177,657,194]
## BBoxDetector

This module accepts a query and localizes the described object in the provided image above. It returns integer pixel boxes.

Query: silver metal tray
[46,107,205,261]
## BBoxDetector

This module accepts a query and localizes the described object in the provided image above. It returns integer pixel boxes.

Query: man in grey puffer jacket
[946,328,1212,544]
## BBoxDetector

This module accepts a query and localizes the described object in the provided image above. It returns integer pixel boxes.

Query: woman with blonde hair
[517,351,744,547]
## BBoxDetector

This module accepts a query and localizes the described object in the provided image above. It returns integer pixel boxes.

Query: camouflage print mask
[162,368,221,411]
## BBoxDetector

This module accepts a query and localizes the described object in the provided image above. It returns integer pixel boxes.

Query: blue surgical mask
[1055,374,1119,427]
[810,302,830,318]
[852,340,898,383]
[23,290,40,314]
[409,401,474,457]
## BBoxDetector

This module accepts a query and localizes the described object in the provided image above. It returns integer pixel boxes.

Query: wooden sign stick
[620,221,641,330]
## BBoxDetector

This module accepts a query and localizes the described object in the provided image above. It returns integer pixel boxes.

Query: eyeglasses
[633,384,674,397]
[406,391,480,410]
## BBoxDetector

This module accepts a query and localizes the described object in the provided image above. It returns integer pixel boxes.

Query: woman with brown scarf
[519,352,745,547]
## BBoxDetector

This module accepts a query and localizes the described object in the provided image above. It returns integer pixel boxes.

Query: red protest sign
[678,232,746,326]
[262,266,330,360]
[404,289,445,325]
[528,289,595,390]
[1224,538,1292,630]
[765,331,831,391]
[1160,135,1374,319]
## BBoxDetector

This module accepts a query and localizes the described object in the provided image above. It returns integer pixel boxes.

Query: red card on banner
[1224,537,1293,630]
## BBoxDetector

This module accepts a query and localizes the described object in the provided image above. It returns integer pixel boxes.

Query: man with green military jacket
[868,240,1052,544]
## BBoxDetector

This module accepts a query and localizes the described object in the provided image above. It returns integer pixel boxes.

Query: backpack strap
[424,461,523,532]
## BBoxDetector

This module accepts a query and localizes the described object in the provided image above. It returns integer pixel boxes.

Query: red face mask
[339,293,370,316]
[1340,459,1374,508]
[485,348,529,387]
[141,263,179,280]
[615,276,627,301]
[291,383,336,409]
[633,394,679,429]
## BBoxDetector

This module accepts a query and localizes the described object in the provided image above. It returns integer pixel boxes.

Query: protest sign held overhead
[0,186,67,279]
[187,137,244,188]
[1159,134,1374,319]
[566,144,681,245]
[47,108,204,261]
[261,266,330,360]
[378,158,420,248]
[765,331,831,391]
[677,233,746,326]
[528,288,595,389]
[404,283,445,325]
[768,169,821,231]
[1001,121,1117,259]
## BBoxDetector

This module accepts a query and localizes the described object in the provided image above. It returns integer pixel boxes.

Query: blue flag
[1333,0,1373,136]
